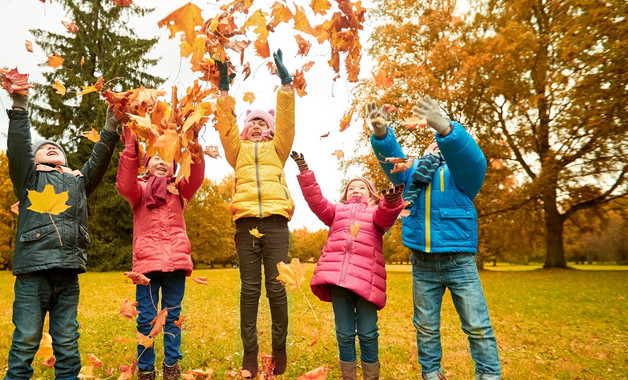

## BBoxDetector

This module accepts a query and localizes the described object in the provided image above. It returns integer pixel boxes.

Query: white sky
[0,0,378,231]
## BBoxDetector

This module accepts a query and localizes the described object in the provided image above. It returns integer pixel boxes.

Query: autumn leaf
[1,67,33,95]
[297,365,329,380]
[88,353,103,368]
[203,145,220,159]
[42,355,56,368]
[350,222,361,237]
[400,116,427,129]
[48,52,65,69]
[80,56,85,67]
[244,9,269,38]
[400,209,411,217]
[52,80,66,95]
[61,20,79,32]
[254,36,270,59]
[123,271,151,285]
[153,129,181,165]
[276,258,307,292]
[270,2,293,27]
[340,106,355,132]
[302,61,315,72]
[25,40,33,53]
[157,2,204,45]
[293,69,307,97]
[113,0,133,5]
[243,92,255,104]
[294,6,315,35]
[192,277,208,285]
[27,184,70,216]
[295,35,312,56]
[35,332,53,357]
[320,131,330,138]
[391,158,415,173]
[331,150,344,160]
[120,297,139,319]
[382,104,399,114]
[149,308,169,337]
[113,335,134,343]
[174,315,186,328]
[372,69,392,88]
[311,0,331,15]
[242,62,251,80]
[249,227,264,238]
[136,330,155,349]
[81,127,101,143]
[76,77,104,96]
[118,362,137,380]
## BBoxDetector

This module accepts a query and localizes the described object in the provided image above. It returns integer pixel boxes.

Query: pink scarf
[144,174,175,209]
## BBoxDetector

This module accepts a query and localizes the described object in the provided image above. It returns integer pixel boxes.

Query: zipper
[425,182,432,253]
[255,143,262,217]
[340,202,357,286]
[278,174,289,199]
[440,167,445,191]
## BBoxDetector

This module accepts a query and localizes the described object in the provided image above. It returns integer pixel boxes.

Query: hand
[273,49,292,85]
[10,93,28,110]
[412,95,450,135]
[122,125,139,155]
[104,105,122,133]
[217,60,235,91]
[290,151,309,172]
[366,102,388,137]
[381,183,405,204]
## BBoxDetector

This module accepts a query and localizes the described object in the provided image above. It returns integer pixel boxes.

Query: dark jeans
[5,271,81,380]
[330,286,379,364]
[136,271,186,371]
[235,215,289,352]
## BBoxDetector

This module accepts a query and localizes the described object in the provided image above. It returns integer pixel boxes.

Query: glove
[217,60,235,91]
[273,49,292,85]
[412,95,450,135]
[381,183,405,204]
[366,102,388,137]
[11,93,28,110]
[122,125,139,155]
[290,151,309,172]
[104,105,122,133]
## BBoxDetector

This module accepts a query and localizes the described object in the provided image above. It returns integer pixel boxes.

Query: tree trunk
[543,194,567,268]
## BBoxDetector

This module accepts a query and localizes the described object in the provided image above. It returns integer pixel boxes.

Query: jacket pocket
[278,174,289,199]
[438,207,475,242]
[20,224,57,242]
[77,225,90,250]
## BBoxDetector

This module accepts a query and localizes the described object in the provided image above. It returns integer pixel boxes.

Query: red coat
[297,170,403,309]
[116,150,204,276]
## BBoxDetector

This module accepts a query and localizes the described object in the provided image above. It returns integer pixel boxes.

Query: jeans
[330,286,379,364]
[5,271,81,380]
[136,271,186,372]
[235,215,289,352]
[411,251,501,378]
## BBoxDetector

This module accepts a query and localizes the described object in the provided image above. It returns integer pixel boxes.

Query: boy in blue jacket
[368,96,501,380]
[4,91,120,380]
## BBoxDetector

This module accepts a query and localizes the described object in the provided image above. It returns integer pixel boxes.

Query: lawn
[0,266,626,379]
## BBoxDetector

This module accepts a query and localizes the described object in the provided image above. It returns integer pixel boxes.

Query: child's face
[245,118,269,142]
[146,153,174,178]
[347,180,370,199]
[34,144,65,166]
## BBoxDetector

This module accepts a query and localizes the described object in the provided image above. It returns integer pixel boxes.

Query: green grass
[0,267,627,379]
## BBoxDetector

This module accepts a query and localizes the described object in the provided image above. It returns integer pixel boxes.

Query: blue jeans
[136,271,186,372]
[5,271,81,380]
[330,286,379,364]
[411,252,501,378]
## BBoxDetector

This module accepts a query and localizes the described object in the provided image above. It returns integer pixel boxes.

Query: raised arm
[373,184,405,231]
[116,126,143,208]
[272,49,295,164]
[81,106,120,196]
[216,60,241,168]
[291,152,336,226]
[178,153,205,201]
[6,93,35,201]
[370,126,413,186]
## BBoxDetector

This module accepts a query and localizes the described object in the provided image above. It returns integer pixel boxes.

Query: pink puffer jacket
[297,170,404,309]
[116,149,204,276]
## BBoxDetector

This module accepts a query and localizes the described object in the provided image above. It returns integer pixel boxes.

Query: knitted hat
[32,140,67,166]
[240,109,276,140]
[340,177,380,204]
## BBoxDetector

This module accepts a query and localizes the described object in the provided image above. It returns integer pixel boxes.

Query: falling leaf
[203,145,220,159]
[27,184,70,215]
[123,271,151,285]
[293,69,307,97]
[118,363,137,380]
[383,156,409,164]
[331,150,344,160]
[320,131,330,138]
[88,353,103,368]
[1,67,34,94]
[244,9,269,38]
[350,222,360,237]
[48,52,65,69]
[157,3,204,44]
[254,36,270,58]
[76,77,104,96]
[400,116,427,129]
[382,104,399,114]
[340,106,354,132]
[52,80,66,95]
[276,258,307,292]
[297,365,329,380]
[372,69,392,88]
[35,332,53,357]
[242,62,251,80]
[135,331,154,348]
[293,6,315,35]
[25,40,33,53]
[295,35,312,56]
[120,297,139,319]
[113,0,133,5]
[249,227,264,238]
[81,127,101,143]
[61,21,79,32]
[192,277,208,285]
[302,61,315,72]
[80,56,85,67]
[311,0,331,15]
[400,209,411,217]
[174,315,186,328]
[153,129,181,165]
[391,158,415,173]
[42,355,56,368]
[243,92,255,104]
[149,308,168,337]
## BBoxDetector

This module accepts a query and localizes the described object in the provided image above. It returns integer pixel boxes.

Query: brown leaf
[174,315,186,328]
[295,35,312,56]
[340,106,354,132]
[331,150,344,160]
[149,308,169,337]
[293,69,307,97]
[88,353,103,368]
[113,0,133,5]
[120,297,139,319]
[123,271,151,285]
[203,145,220,159]
[136,330,155,348]
[25,40,33,53]
[391,158,415,173]
[61,20,79,32]
[192,277,208,285]
[42,355,56,368]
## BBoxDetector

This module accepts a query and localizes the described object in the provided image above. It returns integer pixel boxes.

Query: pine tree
[29,0,165,270]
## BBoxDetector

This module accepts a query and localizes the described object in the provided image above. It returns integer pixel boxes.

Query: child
[4,91,120,379]
[291,152,405,380]
[215,49,294,378]
[115,126,205,380]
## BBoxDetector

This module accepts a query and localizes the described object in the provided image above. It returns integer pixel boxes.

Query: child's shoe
[272,346,287,375]
[361,360,380,380]
[137,370,155,380]
[162,362,180,380]
[339,360,357,380]
[241,347,259,378]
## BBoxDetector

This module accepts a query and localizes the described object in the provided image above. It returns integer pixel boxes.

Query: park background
[0,0,626,378]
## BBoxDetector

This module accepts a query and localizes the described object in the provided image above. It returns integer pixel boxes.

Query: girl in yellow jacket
[215,50,294,379]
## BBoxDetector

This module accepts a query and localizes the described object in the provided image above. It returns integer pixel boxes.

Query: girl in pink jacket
[116,126,205,380]
[290,152,404,380]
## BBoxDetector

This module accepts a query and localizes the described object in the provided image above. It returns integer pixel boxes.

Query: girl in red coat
[116,126,205,380]
[290,152,404,380]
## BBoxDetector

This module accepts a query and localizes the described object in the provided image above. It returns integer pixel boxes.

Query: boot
[361,360,380,380]
[162,362,180,380]
[272,346,287,375]
[137,370,155,380]
[339,360,357,380]
[241,347,259,379]
[422,368,447,380]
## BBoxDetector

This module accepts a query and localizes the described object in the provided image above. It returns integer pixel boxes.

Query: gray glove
[104,105,122,133]
[366,102,388,137]
[11,93,28,110]
[413,95,450,135]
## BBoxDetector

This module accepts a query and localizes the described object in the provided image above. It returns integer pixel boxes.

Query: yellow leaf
[157,2,204,45]
[27,184,71,215]
[76,77,104,96]
[276,258,307,292]
[182,106,203,134]
[331,150,344,160]
[135,330,155,348]
[81,127,101,143]
[35,332,53,357]
[52,80,66,95]
[340,106,354,132]
[350,222,360,237]
[243,92,255,104]
[249,227,265,238]
[153,129,181,165]
[48,51,64,69]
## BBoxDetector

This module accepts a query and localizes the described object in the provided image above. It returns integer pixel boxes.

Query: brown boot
[241,347,259,378]
[137,370,155,380]
[272,346,287,375]
[162,362,180,380]
[339,360,357,380]
[361,360,380,380]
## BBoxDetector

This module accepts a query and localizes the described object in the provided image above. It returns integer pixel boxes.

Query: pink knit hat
[240,109,276,140]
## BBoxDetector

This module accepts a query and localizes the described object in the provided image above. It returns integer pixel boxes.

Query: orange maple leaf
[243,92,255,104]
[276,258,307,292]
[294,6,315,35]
[0,67,34,94]
[271,2,293,27]
[76,77,104,96]
[297,365,329,380]
[192,277,208,285]
[52,80,66,95]
[61,20,79,32]
[120,297,139,319]
[149,308,169,337]
[25,40,33,53]
[331,150,344,160]
[123,271,151,285]
[153,129,181,165]
[48,52,65,69]
[80,56,85,67]
[254,37,270,59]
[136,330,155,349]
[382,104,400,114]
[113,0,133,5]
[311,0,332,15]
[174,315,186,328]
[88,353,103,368]
[244,9,269,39]
[391,158,415,173]
[340,106,354,132]
[203,145,220,159]
[372,69,392,88]
[81,127,101,143]
[295,35,312,56]
[157,3,204,45]
[302,61,315,72]
[293,69,307,97]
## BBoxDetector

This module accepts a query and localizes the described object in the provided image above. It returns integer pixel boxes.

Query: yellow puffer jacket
[216,89,295,221]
